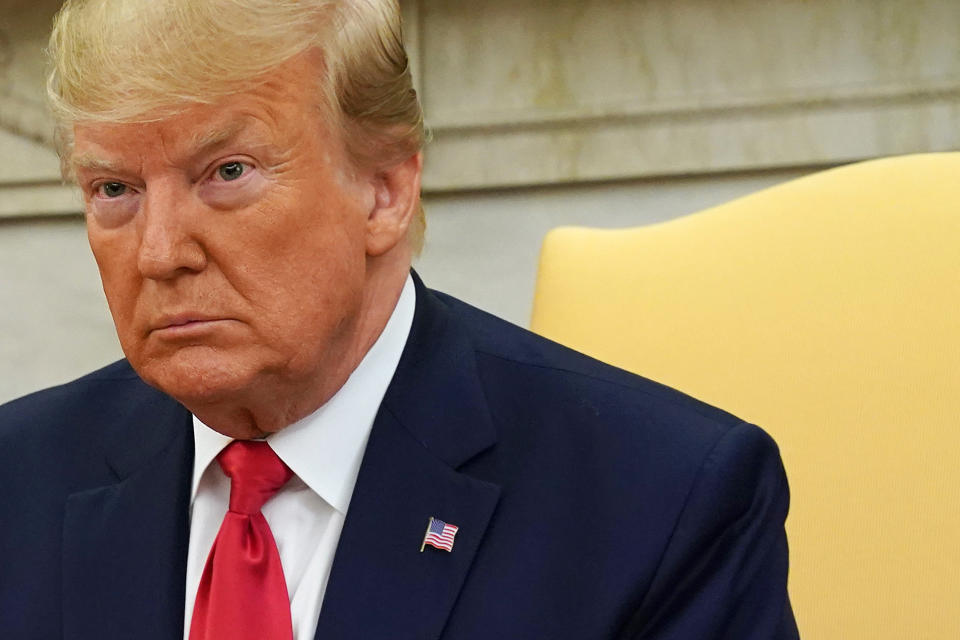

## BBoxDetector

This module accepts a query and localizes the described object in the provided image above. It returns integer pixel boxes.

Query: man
[0,0,798,638]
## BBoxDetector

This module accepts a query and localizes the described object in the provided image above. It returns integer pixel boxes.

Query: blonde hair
[47,0,425,250]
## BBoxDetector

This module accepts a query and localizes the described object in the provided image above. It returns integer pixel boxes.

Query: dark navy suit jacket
[0,276,798,639]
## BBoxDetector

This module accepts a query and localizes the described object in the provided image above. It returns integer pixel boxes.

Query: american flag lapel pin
[421,516,459,552]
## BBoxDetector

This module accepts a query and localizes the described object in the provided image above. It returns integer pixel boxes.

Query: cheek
[235,185,368,277]
[233,226,366,347]
[270,268,367,371]
[252,239,365,322]
[86,224,142,329]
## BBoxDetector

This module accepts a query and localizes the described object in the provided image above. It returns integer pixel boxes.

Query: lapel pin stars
[421,516,459,552]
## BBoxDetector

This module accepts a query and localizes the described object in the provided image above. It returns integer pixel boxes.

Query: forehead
[70,54,330,170]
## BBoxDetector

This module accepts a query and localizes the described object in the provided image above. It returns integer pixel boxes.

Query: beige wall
[2,0,958,402]
[414,0,960,190]
[0,216,121,402]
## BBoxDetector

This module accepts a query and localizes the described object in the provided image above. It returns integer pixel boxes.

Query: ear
[365,152,423,257]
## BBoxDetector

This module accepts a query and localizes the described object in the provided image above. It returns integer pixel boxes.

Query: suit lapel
[62,392,192,640]
[315,275,502,640]
[314,410,500,640]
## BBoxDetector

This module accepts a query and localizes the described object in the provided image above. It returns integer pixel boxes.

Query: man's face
[72,55,377,409]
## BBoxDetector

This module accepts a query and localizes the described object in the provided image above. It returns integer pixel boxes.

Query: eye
[98,182,128,198]
[217,161,247,181]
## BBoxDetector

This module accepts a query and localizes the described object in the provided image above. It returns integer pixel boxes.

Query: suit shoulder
[0,359,138,416]
[0,359,152,446]
[433,290,744,432]
[0,358,189,504]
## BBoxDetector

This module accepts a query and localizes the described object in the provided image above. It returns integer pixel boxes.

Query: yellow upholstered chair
[530,153,960,639]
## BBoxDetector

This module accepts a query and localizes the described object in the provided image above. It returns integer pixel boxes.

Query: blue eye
[99,182,127,198]
[217,162,246,181]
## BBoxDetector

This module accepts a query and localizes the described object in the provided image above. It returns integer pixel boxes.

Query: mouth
[150,314,235,338]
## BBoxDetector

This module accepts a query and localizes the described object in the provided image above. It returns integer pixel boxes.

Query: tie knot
[217,440,293,515]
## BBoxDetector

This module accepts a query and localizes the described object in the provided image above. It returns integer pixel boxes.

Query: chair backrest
[531,154,960,639]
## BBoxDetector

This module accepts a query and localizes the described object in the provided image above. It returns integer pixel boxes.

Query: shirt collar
[191,274,416,514]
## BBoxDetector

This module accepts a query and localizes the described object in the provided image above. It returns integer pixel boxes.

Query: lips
[150,313,234,336]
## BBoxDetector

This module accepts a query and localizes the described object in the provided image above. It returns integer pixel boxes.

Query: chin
[129,346,262,407]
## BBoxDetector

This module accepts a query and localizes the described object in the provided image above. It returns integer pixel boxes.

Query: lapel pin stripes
[421,517,459,552]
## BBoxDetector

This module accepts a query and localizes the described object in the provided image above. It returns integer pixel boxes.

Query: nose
[137,184,207,280]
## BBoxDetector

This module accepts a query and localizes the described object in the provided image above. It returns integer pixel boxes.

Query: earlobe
[365,152,423,257]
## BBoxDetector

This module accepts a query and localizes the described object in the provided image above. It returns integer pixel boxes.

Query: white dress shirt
[183,275,415,640]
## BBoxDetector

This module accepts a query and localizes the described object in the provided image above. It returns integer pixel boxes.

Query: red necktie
[189,440,294,640]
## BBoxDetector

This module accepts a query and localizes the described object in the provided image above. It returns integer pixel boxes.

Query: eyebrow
[71,152,124,174]
[70,119,254,175]
[188,120,249,158]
